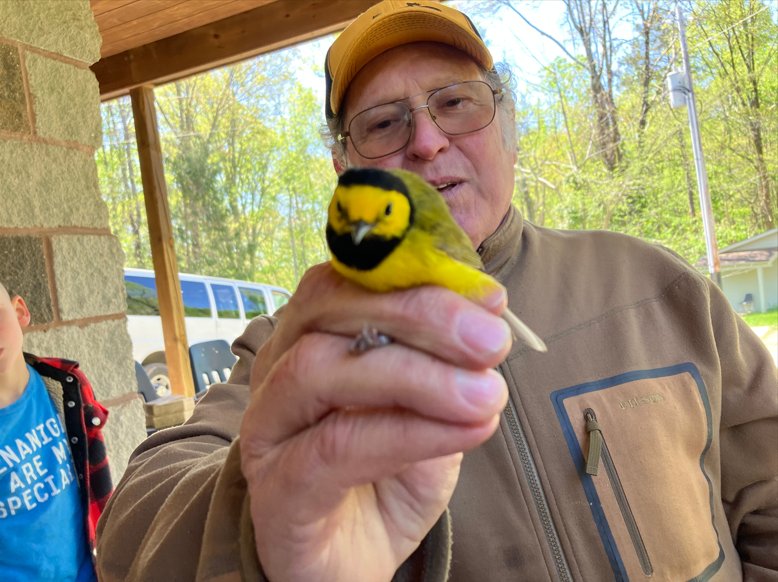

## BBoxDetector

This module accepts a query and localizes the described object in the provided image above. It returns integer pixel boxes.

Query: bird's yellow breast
[331,228,499,301]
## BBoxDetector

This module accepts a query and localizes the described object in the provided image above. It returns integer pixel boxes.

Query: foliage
[97,0,776,292]
[97,48,335,292]
[462,0,775,261]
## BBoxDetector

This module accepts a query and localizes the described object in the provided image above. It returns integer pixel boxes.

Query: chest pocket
[551,363,724,582]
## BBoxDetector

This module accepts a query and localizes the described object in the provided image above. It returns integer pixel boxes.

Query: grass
[739,307,778,330]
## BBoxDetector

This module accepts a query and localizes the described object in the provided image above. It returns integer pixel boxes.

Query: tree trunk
[288,192,299,284]
[634,1,659,141]
[117,102,144,264]
[565,0,622,172]
[748,88,773,229]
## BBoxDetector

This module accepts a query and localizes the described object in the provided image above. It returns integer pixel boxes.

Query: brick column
[0,0,145,482]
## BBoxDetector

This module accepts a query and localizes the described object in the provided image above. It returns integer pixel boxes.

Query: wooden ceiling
[91,0,275,58]
[89,0,381,100]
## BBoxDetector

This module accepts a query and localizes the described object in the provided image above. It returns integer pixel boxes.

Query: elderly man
[97,2,777,581]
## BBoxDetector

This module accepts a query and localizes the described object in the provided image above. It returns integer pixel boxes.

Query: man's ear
[332,154,345,175]
[12,296,31,329]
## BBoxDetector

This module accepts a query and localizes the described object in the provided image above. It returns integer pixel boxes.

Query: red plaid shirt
[24,354,113,549]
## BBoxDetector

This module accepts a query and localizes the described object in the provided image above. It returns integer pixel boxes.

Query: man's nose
[405,106,449,162]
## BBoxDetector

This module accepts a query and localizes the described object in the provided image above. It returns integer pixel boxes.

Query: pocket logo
[619,393,664,409]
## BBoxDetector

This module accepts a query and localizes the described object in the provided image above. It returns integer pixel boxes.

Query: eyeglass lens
[347,81,497,159]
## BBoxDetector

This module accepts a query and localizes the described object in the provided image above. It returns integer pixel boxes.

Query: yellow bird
[326,167,547,353]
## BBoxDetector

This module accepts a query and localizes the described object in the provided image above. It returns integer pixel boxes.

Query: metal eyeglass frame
[339,81,503,160]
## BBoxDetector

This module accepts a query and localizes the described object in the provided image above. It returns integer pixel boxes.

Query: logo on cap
[406,2,442,10]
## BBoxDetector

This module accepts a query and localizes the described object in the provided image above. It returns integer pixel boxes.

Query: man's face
[341,42,517,248]
[0,286,29,374]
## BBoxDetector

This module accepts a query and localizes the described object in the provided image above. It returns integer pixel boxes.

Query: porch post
[757,266,766,314]
[130,85,195,398]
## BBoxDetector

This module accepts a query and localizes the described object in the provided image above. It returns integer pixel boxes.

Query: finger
[242,332,508,452]
[376,453,462,545]
[256,263,512,381]
[246,408,499,524]
[313,408,495,490]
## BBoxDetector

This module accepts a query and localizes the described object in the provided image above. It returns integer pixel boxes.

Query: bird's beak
[350,221,374,245]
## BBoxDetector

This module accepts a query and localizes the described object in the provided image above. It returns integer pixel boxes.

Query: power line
[689,5,770,50]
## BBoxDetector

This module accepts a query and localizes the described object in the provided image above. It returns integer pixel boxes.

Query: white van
[124,267,291,398]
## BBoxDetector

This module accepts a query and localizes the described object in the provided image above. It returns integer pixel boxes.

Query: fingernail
[456,311,511,355]
[482,288,507,310]
[456,369,505,407]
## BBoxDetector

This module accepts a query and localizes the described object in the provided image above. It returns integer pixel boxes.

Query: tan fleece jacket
[97,206,778,581]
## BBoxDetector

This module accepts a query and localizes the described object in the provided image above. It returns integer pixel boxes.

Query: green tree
[97,47,336,292]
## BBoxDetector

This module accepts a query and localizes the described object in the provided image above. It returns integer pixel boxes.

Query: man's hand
[239,263,511,582]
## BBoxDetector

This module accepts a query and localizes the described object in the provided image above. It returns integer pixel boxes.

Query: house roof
[89,0,383,101]
[696,248,778,269]
[719,227,778,253]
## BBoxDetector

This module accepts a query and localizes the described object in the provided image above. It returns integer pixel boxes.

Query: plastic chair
[189,340,238,395]
[135,361,158,402]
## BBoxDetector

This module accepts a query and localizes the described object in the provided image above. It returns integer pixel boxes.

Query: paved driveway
[751,326,778,366]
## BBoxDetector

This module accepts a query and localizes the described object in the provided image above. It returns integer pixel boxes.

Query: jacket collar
[478,204,524,280]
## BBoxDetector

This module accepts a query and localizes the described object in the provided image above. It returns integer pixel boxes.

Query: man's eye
[368,117,400,133]
[442,97,465,108]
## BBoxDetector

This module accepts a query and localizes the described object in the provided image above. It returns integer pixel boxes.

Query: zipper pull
[584,409,602,476]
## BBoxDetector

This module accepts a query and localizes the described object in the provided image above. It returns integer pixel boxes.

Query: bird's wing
[432,220,484,270]
[400,171,485,270]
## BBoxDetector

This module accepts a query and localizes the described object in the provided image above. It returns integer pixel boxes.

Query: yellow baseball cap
[325,0,493,118]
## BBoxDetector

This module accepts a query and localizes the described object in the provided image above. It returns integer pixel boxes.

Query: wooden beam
[98,1,275,59]
[94,0,380,100]
[90,0,138,17]
[130,85,195,398]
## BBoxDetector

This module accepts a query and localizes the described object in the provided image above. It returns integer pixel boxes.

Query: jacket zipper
[584,408,653,576]
[503,384,572,582]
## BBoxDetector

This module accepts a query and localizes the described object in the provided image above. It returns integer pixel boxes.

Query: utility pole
[674,3,721,287]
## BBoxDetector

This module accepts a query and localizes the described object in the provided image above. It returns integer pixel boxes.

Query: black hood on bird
[338,168,410,197]
[326,225,402,271]
[330,168,416,270]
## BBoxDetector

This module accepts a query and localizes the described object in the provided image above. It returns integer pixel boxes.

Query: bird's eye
[385,203,393,216]
[336,201,343,213]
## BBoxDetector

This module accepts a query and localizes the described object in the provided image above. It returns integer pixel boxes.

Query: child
[0,282,112,581]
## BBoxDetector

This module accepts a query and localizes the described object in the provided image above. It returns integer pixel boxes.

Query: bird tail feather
[503,308,547,353]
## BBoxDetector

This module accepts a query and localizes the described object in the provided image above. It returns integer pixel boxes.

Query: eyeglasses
[340,81,501,160]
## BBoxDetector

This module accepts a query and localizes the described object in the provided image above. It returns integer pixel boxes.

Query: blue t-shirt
[0,365,96,582]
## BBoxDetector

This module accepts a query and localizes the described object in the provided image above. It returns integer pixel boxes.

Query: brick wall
[0,0,145,482]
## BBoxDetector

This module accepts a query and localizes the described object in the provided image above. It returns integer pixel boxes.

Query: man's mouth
[435,182,458,194]
[427,177,464,199]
